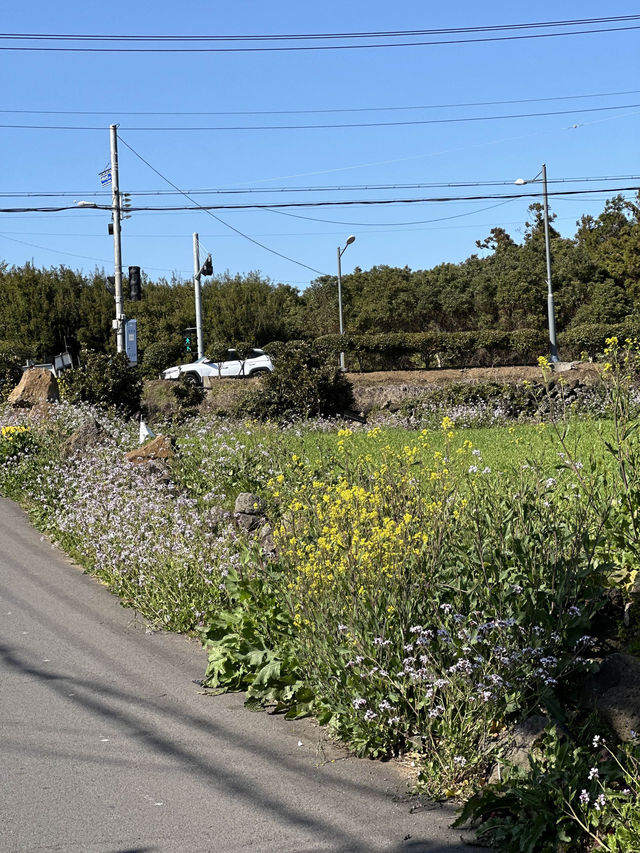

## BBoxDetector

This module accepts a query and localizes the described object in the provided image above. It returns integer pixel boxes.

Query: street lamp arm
[339,235,356,258]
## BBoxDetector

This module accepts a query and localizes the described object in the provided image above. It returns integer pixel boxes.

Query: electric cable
[3,16,640,40]
[1,184,638,214]
[264,198,519,227]
[2,101,640,131]
[2,174,639,199]
[0,16,639,52]
[117,136,327,276]
[2,87,639,116]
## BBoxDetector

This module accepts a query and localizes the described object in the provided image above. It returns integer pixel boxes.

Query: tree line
[1,194,638,372]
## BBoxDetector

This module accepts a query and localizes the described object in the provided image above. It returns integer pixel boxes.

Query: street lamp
[337,235,356,370]
[514,163,559,362]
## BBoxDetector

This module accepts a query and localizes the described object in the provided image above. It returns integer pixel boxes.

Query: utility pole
[541,164,559,362]
[192,233,204,360]
[514,165,559,363]
[110,124,125,353]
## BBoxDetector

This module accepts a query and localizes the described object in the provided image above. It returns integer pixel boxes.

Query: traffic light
[184,327,197,354]
[128,266,142,301]
[201,255,213,276]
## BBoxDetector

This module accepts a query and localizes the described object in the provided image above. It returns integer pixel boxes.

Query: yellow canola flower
[1,425,29,441]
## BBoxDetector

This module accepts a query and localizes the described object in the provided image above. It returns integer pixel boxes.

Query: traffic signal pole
[110,124,125,353]
[193,233,204,360]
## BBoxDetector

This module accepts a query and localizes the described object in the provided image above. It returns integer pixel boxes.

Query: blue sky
[1,2,639,290]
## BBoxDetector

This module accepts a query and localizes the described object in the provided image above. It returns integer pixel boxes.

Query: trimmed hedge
[312,330,545,370]
[293,325,640,371]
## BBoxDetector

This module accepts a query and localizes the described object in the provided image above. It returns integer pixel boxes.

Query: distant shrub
[313,326,640,370]
[238,341,355,421]
[58,350,142,417]
[141,339,184,378]
[262,340,288,362]
[170,375,205,420]
[0,342,26,400]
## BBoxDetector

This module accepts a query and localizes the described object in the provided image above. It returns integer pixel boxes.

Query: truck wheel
[183,372,202,386]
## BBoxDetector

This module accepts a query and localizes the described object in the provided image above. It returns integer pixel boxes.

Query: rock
[343,408,367,423]
[125,434,175,465]
[234,492,266,515]
[142,459,172,479]
[61,417,109,459]
[551,361,579,373]
[235,512,263,533]
[489,715,550,783]
[8,368,59,407]
[232,493,277,558]
[259,522,277,558]
[583,653,640,742]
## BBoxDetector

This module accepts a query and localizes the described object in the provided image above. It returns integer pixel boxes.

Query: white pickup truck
[161,348,274,385]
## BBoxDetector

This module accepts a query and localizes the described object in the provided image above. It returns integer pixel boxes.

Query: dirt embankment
[145,362,601,419]
[347,362,601,413]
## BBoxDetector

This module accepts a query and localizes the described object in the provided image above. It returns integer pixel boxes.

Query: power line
[3,16,640,39]
[1,209,612,238]
[0,16,639,54]
[3,101,640,132]
[117,136,327,276]
[2,184,638,214]
[2,88,640,117]
[263,199,521,228]
[0,232,191,274]
[3,175,639,199]
[0,27,638,53]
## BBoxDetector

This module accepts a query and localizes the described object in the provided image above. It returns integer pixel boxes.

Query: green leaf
[245,648,268,667]
[251,659,281,688]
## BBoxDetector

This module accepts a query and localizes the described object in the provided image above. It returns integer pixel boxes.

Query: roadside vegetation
[1,340,640,851]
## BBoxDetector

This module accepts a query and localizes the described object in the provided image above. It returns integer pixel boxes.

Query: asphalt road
[0,497,483,853]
